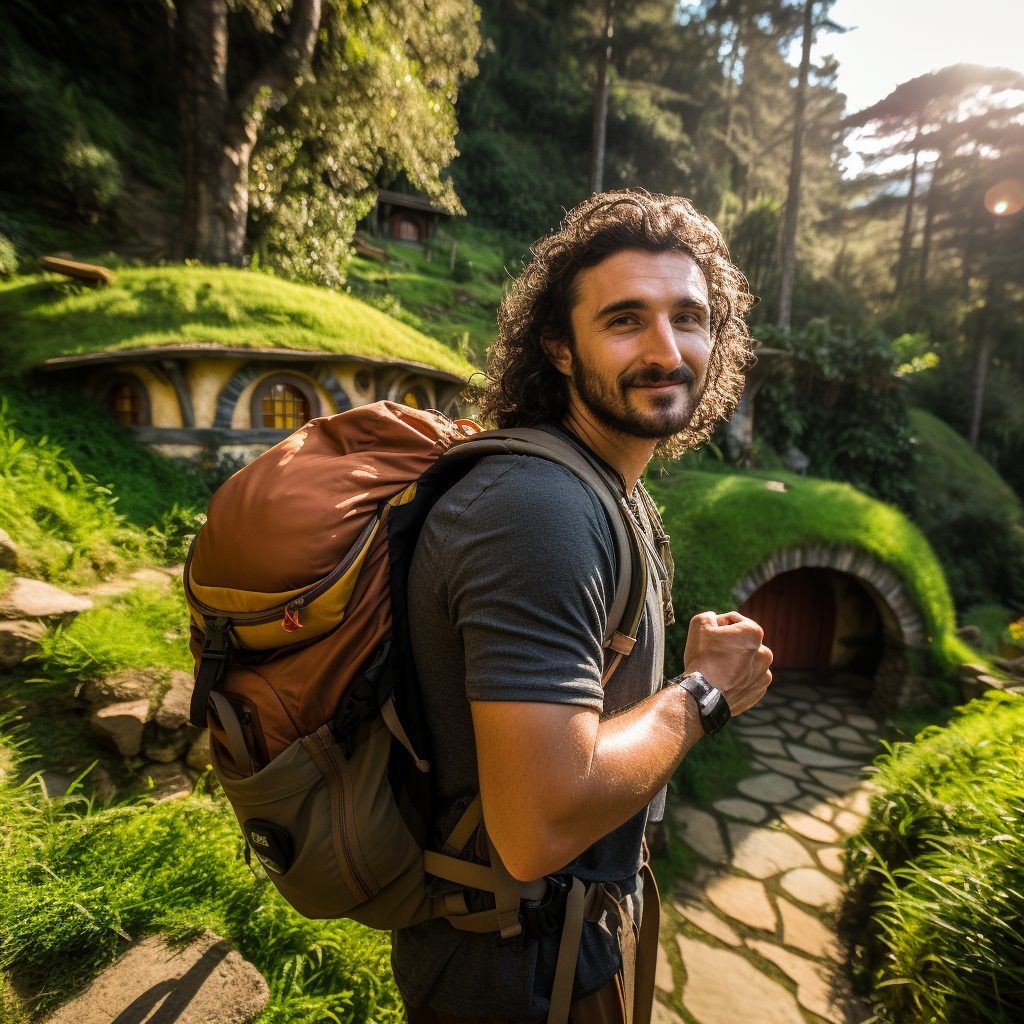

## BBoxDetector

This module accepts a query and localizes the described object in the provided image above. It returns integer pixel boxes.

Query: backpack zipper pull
[282,599,304,632]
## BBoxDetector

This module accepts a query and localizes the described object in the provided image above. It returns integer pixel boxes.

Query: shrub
[841,692,1024,1023]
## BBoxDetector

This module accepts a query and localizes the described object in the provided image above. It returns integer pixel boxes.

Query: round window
[401,385,429,410]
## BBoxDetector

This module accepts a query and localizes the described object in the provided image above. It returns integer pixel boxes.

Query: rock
[808,770,861,794]
[774,707,798,722]
[780,868,842,908]
[728,824,813,878]
[777,898,840,961]
[789,794,833,821]
[797,713,833,729]
[651,1001,684,1024]
[704,875,776,931]
[817,847,845,876]
[791,699,813,712]
[786,745,862,769]
[814,704,843,722]
[846,713,878,732]
[778,721,806,739]
[733,723,786,738]
[139,761,194,802]
[957,625,984,648]
[0,528,18,570]
[674,901,743,945]
[746,941,860,1024]
[677,936,805,1024]
[144,727,192,763]
[672,805,727,863]
[774,683,819,701]
[0,619,46,669]
[777,809,840,844]
[825,725,866,743]
[751,756,808,780]
[82,668,165,707]
[830,811,864,835]
[737,773,800,804]
[155,670,195,729]
[40,772,77,799]
[656,941,674,992]
[0,577,91,625]
[45,930,268,1024]
[844,786,876,818]
[801,730,832,750]
[962,675,1005,701]
[90,699,151,756]
[712,797,768,823]
[186,729,211,770]
[743,736,788,756]
[836,740,875,755]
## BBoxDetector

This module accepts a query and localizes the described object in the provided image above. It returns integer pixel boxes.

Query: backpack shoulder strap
[439,427,647,675]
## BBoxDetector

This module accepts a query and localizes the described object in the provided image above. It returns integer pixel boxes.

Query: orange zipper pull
[282,604,303,632]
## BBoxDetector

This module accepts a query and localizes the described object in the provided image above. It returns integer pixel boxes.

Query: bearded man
[393,191,773,1024]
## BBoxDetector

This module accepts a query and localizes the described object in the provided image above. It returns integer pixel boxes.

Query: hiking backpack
[183,401,668,1024]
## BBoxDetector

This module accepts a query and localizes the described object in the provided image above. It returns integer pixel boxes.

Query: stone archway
[732,546,927,715]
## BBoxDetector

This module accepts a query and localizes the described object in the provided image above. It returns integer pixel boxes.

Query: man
[393,191,772,1022]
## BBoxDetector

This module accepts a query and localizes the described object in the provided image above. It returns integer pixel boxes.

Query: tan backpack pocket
[213,710,426,925]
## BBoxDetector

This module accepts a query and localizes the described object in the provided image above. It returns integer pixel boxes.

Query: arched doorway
[740,568,835,671]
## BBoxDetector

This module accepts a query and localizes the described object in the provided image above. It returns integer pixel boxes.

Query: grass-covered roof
[0,265,476,378]
[652,465,970,675]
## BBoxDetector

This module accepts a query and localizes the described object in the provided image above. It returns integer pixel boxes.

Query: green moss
[0,264,475,378]
[651,466,969,676]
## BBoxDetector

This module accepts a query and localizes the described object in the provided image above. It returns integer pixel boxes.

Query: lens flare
[984,180,1024,216]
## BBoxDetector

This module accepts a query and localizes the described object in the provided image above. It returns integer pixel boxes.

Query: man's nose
[642,314,683,369]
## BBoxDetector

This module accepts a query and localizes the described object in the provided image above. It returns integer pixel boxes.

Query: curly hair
[478,190,756,459]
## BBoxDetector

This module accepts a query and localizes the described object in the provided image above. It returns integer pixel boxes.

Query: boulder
[0,619,46,669]
[139,761,194,802]
[144,726,192,764]
[956,624,984,648]
[186,728,212,771]
[155,670,195,729]
[45,930,268,1024]
[82,667,165,707]
[90,699,151,757]
[0,528,18,570]
[0,577,92,625]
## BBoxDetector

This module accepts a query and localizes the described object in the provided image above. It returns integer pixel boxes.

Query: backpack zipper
[312,728,374,902]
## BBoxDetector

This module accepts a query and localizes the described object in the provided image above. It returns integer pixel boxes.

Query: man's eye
[610,315,633,326]
[677,313,697,324]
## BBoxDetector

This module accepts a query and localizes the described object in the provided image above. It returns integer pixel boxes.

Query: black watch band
[673,671,731,735]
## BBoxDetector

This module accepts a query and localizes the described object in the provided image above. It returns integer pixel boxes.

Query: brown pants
[404,974,627,1024]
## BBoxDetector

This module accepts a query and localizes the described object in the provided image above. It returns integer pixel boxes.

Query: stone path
[655,678,880,1024]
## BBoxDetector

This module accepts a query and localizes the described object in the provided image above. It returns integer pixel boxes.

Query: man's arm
[473,611,772,881]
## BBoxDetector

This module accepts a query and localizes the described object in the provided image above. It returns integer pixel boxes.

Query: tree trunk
[917,150,943,295]
[175,0,321,265]
[893,120,921,303]
[776,0,814,331]
[969,327,992,450]
[589,4,613,195]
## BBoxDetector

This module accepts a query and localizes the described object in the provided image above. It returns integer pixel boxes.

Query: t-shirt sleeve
[433,455,617,710]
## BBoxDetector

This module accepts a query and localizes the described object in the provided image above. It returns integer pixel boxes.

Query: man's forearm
[473,682,704,880]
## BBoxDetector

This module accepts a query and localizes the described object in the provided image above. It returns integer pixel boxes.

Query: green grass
[347,223,527,364]
[960,603,1019,656]
[650,466,969,677]
[0,264,475,378]
[841,691,1024,1023]
[0,732,402,1024]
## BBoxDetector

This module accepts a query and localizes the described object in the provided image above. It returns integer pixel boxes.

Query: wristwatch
[672,671,731,735]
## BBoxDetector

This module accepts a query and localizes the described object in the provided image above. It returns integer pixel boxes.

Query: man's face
[557,248,713,440]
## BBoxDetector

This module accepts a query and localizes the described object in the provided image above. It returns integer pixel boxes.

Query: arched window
[394,218,421,242]
[262,383,309,428]
[103,377,149,427]
[400,384,430,410]
[250,374,321,430]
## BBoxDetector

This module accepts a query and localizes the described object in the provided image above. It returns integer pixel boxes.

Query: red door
[739,568,835,671]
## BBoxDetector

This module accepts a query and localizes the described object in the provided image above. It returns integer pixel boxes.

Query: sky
[795,0,1024,173]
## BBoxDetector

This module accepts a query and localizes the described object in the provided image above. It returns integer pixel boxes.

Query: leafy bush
[754,319,915,508]
[842,692,1024,1023]
[0,732,403,1022]
[60,138,124,219]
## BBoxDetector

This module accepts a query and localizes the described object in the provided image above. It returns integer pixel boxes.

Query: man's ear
[541,335,572,376]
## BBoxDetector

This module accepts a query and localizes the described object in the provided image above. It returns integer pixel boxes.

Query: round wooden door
[739,568,835,671]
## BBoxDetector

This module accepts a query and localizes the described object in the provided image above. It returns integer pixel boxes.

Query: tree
[174,0,480,269]
[589,0,614,193]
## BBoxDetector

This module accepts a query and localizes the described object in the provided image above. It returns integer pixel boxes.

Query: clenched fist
[681,611,772,716]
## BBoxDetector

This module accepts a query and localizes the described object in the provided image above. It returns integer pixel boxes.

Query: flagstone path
[655,678,880,1024]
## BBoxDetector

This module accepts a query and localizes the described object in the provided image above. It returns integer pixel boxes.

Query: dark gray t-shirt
[391,447,665,1020]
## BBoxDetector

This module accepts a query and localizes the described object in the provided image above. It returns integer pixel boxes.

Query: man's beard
[570,352,706,440]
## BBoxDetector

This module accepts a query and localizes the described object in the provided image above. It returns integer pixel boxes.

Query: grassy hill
[649,464,969,677]
[0,264,476,378]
